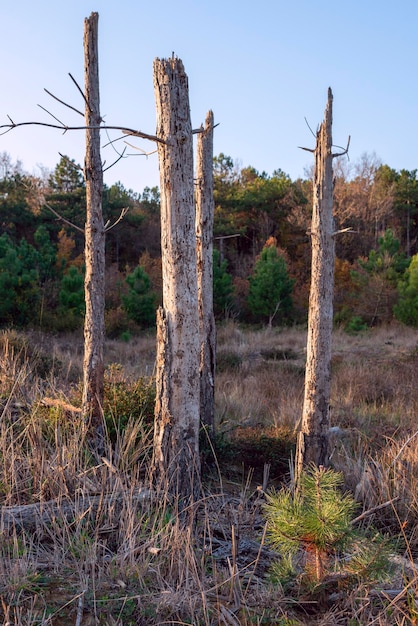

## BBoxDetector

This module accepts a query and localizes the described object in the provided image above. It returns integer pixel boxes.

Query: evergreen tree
[394,253,418,327]
[45,156,86,250]
[0,234,40,326]
[122,265,156,328]
[59,265,85,317]
[213,248,234,318]
[49,155,85,193]
[350,229,410,325]
[34,225,57,281]
[248,239,294,326]
[264,465,391,590]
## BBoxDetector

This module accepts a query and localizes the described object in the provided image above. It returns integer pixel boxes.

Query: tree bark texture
[82,12,105,431]
[196,111,216,435]
[296,88,335,481]
[152,57,201,513]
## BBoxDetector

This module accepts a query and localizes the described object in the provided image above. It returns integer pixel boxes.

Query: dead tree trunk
[81,12,105,434]
[196,111,216,435]
[295,88,348,483]
[152,57,201,514]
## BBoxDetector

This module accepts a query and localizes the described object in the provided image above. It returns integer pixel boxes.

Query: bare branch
[103,127,125,155]
[192,123,219,135]
[104,206,129,232]
[102,147,127,172]
[350,497,400,526]
[298,146,315,153]
[58,152,84,173]
[123,140,158,157]
[304,116,317,138]
[121,128,165,144]
[68,72,90,112]
[44,88,84,117]
[102,132,158,159]
[43,201,85,234]
[214,233,241,240]
[332,227,355,237]
[392,429,418,465]
[37,104,68,128]
[332,135,351,158]
[0,119,165,144]
[102,133,127,150]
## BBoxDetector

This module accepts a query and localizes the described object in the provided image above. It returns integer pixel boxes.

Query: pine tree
[264,465,392,590]
[213,248,234,318]
[122,265,156,328]
[248,239,293,326]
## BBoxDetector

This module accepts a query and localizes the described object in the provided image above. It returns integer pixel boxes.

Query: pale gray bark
[296,88,338,482]
[196,111,216,435]
[81,12,105,432]
[152,57,201,512]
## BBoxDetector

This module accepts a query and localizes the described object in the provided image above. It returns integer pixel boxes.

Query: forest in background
[0,149,417,335]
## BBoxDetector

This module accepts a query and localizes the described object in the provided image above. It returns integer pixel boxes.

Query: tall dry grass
[0,322,416,624]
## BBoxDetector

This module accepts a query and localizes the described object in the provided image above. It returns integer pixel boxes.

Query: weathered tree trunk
[81,12,105,434]
[152,57,201,515]
[196,111,216,435]
[295,88,336,483]
[0,491,152,534]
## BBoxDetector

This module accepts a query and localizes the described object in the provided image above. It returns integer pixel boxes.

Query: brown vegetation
[0,323,417,624]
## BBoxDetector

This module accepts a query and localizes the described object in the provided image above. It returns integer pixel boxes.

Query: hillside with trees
[1,150,417,334]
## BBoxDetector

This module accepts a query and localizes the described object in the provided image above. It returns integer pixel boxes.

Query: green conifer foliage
[213,248,234,318]
[34,225,57,281]
[59,266,85,317]
[248,241,294,326]
[264,465,392,590]
[122,265,156,328]
[0,234,40,326]
[394,253,418,327]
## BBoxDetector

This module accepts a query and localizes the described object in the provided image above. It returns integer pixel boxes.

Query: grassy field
[0,322,417,625]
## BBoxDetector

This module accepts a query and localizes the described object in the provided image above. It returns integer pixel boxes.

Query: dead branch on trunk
[0,119,164,144]
[295,88,350,485]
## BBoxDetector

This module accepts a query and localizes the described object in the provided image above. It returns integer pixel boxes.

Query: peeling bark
[152,57,201,515]
[82,12,105,433]
[296,89,335,482]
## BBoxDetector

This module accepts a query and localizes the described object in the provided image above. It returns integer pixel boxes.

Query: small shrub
[105,306,131,339]
[345,315,368,335]
[264,465,392,592]
[103,364,155,439]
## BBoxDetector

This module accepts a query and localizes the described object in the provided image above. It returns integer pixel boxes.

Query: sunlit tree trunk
[296,89,339,484]
[152,57,201,515]
[196,111,216,435]
[82,12,105,434]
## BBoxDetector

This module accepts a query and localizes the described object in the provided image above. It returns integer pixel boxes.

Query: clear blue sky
[1,0,417,194]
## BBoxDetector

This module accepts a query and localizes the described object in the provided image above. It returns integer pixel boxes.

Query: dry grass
[0,322,417,624]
